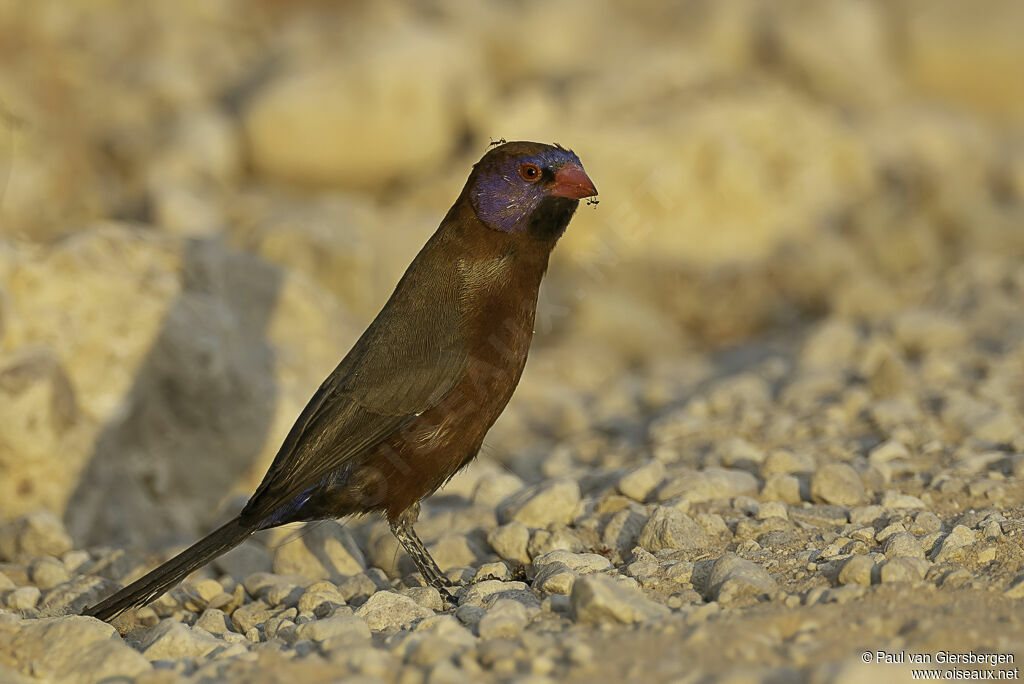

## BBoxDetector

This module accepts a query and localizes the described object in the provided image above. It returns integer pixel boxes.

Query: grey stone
[625,547,660,583]
[355,590,434,631]
[875,522,906,542]
[760,473,804,504]
[931,525,978,562]
[533,550,611,574]
[849,505,885,526]
[243,35,467,190]
[757,501,788,520]
[270,521,365,581]
[819,585,868,605]
[695,513,731,538]
[892,309,965,353]
[533,561,576,595]
[717,437,766,468]
[942,392,1018,443]
[881,491,926,509]
[187,578,225,604]
[616,460,666,502]
[837,555,875,586]
[5,586,40,611]
[263,614,297,641]
[458,580,529,608]
[400,586,445,612]
[498,479,581,528]
[706,553,777,602]
[214,542,273,581]
[477,598,530,639]
[602,508,647,556]
[868,440,910,465]
[472,471,526,507]
[810,463,866,506]
[396,632,471,667]
[982,521,1003,540]
[664,560,694,584]
[28,557,69,591]
[454,604,486,629]
[473,562,512,582]
[6,616,150,682]
[427,533,482,571]
[335,572,381,604]
[243,572,308,607]
[297,580,348,617]
[800,318,859,368]
[195,608,233,635]
[760,449,816,477]
[0,513,72,562]
[39,575,119,614]
[569,575,670,625]
[295,614,370,643]
[487,522,530,565]
[883,532,925,559]
[82,548,147,584]
[638,506,708,553]
[656,467,758,503]
[879,557,927,583]
[139,618,222,660]
[231,600,271,634]
[862,342,909,398]
[1005,575,1024,599]
[527,525,585,558]
[414,613,475,638]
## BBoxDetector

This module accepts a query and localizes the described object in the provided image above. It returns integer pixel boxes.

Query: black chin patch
[527,197,579,241]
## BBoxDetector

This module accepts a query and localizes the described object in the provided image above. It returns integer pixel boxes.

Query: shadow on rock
[66,239,281,549]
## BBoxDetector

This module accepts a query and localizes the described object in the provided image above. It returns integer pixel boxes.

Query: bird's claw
[437,585,458,606]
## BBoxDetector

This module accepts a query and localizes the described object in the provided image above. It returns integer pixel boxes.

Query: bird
[84,140,597,622]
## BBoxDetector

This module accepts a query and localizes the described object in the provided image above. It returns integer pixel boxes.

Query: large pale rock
[226,191,430,319]
[355,591,434,632]
[270,521,366,581]
[705,553,778,603]
[760,0,902,105]
[637,507,708,553]
[1,616,150,683]
[522,83,874,266]
[810,464,867,506]
[0,226,355,545]
[0,350,92,517]
[657,467,759,503]
[243,26,478,189]
[498,479,581,528]
[138,618,222,661]
[903,0,1024,124]
[0,511,72,561]
[569,575,670,625]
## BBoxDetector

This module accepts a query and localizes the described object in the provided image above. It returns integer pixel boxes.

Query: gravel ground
[2,2,1024,682]
[2,251,1023,683]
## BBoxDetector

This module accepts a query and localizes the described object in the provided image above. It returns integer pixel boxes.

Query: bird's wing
[242,231,469,523]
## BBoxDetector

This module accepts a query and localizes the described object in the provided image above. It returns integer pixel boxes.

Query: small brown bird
[85,141,597,621]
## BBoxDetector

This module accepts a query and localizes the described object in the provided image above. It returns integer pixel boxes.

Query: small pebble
[569,575,670,625]
[810,464,866,506]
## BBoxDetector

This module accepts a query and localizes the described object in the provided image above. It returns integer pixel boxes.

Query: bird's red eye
[518,163,541,182]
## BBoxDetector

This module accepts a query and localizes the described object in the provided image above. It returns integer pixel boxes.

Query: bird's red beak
[550,163,597,199]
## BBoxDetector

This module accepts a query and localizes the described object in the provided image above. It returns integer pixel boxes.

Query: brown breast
[377,230,553,518]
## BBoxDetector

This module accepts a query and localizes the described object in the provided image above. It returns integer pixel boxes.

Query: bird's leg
[389,503,457,603]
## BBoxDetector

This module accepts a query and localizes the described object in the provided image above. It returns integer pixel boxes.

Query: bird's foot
[436,585,458,606]
[417,574,459,606]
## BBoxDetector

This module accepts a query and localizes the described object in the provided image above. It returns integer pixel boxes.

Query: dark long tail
[84,516,255,622]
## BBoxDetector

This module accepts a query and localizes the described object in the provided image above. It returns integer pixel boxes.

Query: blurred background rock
[0,0,1022,548]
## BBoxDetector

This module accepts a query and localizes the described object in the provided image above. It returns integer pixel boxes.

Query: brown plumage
[84,141,597,622]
